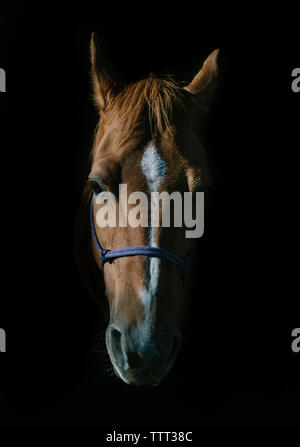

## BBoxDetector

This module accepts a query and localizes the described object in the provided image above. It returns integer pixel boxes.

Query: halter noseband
[90,194,197,278]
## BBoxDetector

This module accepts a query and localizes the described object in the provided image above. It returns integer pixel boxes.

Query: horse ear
[90,33,123,111]
[184,49,220,113]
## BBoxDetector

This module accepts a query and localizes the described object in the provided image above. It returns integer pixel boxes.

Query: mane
[107,74,190,137]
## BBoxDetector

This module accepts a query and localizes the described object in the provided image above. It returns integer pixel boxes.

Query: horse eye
[91,180,103,195]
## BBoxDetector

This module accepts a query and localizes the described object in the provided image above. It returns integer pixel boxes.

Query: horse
[74,33,219,386]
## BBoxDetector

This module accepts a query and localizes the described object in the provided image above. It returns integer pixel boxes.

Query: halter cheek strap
[90,194,197,278]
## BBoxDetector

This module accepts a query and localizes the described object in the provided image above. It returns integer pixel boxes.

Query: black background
[0,7,299,427]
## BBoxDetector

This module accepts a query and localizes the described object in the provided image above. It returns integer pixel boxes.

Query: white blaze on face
[140,143,166,325]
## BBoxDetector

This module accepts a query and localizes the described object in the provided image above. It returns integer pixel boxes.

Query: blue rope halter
[90,194,197,278]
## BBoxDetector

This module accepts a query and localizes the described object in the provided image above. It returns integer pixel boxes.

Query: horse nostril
[110,326,127,371]
[107,323,181,385]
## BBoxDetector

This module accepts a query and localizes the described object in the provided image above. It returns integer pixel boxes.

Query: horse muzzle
[106,320,181,386]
